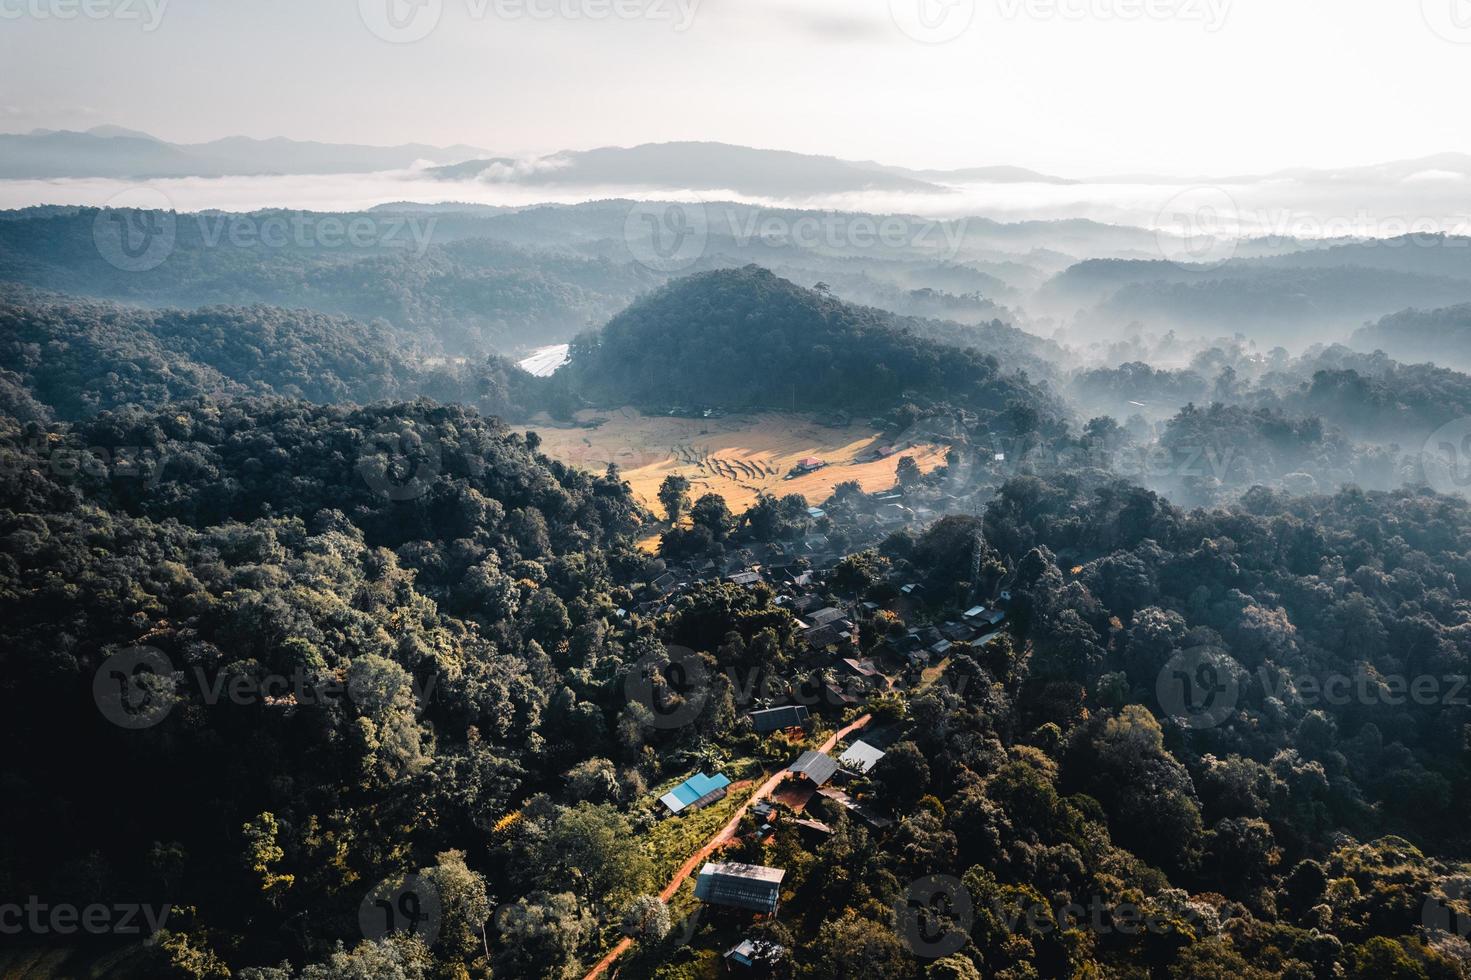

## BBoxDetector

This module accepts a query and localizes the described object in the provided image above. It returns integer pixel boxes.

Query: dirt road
[581,713,872,980]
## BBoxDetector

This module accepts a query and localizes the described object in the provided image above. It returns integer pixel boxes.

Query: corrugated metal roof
[659,771,731,813]
[787,750,839,786]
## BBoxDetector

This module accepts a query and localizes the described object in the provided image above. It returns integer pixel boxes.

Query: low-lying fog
[4,167,1469,239]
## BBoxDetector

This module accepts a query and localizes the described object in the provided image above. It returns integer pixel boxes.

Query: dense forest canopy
[3,199,1471,980]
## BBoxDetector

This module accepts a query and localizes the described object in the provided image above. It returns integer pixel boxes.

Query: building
[724,938,787,970]
[838,740,886,775]
[805,607,846,628]
[694,862,785,914]
[787,750,840,787]
[963,605,1006,627]
[749,704,811,734]
[659,772,731,816]
[804,621,855,651]
[839,657,882,680]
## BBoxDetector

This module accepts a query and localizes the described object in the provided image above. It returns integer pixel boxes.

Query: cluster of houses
[664,733,894,972]
[641,726,894,978]
[635,479,1015,970]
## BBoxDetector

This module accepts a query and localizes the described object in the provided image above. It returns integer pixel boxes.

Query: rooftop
[788,750,840,786]
[838,740,886,774]
[659,771,731,814]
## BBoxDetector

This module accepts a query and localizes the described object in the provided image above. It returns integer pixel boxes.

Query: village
[590,473,1011,977]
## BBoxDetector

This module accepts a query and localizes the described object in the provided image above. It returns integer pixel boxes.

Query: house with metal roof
[838,740,886,774]
[749,704,811,734]
[658,771,731,816]
[694,862,786,913]
[787,750,840,787]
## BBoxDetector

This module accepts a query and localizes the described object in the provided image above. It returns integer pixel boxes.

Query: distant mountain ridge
[0,126,487,178]
[428,141,953,196]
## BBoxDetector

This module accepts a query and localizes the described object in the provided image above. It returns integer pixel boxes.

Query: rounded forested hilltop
[558,265,1057,416]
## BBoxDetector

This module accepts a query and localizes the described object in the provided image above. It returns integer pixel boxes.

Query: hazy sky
[3,0,1469,176]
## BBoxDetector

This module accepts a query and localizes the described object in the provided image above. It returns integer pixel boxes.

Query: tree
[620,894,671,940]
[896,454,922,489]
[421,850,491,964]
[658,474,691,523]
[241,812,294,908]
[690,492,734,541]
[832,549,889,596]
[874,740,930,805]
[810,910,910,979]
[926,955,983,980]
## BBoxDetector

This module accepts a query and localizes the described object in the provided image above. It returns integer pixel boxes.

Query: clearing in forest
[523,408,949,518]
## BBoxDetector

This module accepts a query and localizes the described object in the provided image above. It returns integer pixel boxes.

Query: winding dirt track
[580,714,873,980]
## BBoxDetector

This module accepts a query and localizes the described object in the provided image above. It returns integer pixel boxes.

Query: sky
[2,0,1470,177]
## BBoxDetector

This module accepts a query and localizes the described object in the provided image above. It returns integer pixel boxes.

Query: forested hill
[0,290,544,421]
[0,209,655,353]
[0,397,655,977]
[1352,303,1471,371]
[558,265,1055,415]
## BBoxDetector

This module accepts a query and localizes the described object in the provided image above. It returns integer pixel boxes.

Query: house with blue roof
[658,771,731,816]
